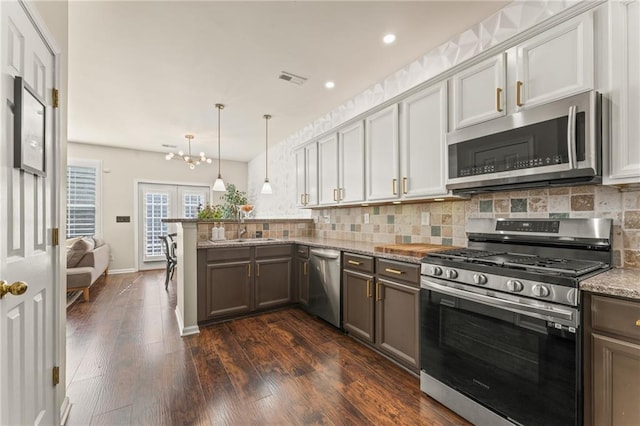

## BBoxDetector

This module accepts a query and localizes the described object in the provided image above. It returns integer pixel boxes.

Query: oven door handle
[421,279,575,323]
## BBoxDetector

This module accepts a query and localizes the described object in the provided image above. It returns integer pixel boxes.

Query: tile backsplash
[312,185,640,269]
[197,219,313,242]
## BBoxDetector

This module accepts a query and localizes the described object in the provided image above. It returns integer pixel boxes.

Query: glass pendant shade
[213,104,226,192]
[261,178,272,194]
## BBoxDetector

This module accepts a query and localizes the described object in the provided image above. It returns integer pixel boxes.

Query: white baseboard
[59,396,71,426]
[174,306,199,337]
[107,268,137,275]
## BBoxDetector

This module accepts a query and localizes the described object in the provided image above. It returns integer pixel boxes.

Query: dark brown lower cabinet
[296,245,309,307]
[342,253,420,373]
[584,292,640,426]
[198,244,292,323]
[376,277,420,369]
[343,268,374,342]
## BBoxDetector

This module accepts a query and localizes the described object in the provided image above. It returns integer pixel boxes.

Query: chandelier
[165,134,212,170]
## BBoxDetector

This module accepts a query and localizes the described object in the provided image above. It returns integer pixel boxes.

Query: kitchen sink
[210,238,279,243]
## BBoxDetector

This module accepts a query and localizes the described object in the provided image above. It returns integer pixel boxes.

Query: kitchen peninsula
[164,217,446,337]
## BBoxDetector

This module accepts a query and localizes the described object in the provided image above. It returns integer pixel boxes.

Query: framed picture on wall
[14,76,46,176]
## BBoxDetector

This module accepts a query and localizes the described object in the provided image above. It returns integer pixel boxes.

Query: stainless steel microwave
[446,91,601,193]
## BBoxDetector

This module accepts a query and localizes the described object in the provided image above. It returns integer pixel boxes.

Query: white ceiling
[68,1,509,162]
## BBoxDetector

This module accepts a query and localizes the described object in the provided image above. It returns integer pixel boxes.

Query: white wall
[68,142,248,271]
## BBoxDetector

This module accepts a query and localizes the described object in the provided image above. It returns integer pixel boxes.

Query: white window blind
[67,163,98,238]
[183,193,204,218]
[145,192,169,257]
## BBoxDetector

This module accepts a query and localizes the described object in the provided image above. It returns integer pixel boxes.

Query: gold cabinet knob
[0,280,28,299]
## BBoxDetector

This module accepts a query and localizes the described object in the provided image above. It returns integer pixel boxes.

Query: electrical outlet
[421,212,431,226]
[364,213,370,224]
[323,215,330,224]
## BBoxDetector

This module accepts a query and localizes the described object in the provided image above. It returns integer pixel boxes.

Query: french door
[137,183,209,270]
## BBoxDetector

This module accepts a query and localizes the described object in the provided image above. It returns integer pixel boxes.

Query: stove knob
[429,266,443,276]
[532,284,550,297]
[507,279,524,292]
[445,269,458,279]
[473,274,488,285]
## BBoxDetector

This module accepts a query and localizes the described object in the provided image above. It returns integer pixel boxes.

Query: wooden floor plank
[67,270,470,425]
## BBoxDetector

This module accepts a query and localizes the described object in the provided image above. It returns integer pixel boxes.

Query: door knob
[0,280,28,299]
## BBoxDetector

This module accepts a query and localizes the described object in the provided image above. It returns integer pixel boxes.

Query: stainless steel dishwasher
[308,248,341,328]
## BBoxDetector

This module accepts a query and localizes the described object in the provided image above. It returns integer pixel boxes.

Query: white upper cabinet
[338,121,365,204]
[366,104,400,201]
[317,133,339,206]
[511,12,594,111]
[450,13,594,129]
[606,0,640,184]
[451,54,506,130]
[294,143,318,207]
[400,82,448,198]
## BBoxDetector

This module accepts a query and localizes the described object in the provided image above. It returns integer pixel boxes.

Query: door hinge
[52,366,60,386]
[52,88,59,108]
[52,228,59,246]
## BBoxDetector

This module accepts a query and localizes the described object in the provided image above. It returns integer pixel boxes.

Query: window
[183,192,204,218]
[67,159,101,238]
[144,192,169,258]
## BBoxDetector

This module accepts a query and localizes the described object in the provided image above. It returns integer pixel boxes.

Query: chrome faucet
[237,207,247,239]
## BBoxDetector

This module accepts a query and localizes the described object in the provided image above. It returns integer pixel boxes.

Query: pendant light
[213,103,226,192]
[165,134,212,170]
[261,114,273,194]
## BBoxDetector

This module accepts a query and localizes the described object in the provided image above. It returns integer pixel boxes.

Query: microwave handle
[567,105,578,169]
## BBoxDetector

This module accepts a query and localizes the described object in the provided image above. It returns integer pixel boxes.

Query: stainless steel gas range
[419,218,613,426]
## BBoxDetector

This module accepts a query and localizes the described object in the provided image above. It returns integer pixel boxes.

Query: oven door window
[421,288,578,426]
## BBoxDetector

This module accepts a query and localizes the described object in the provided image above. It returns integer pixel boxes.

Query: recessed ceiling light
[383,33,396,45]
[325,81,335,89]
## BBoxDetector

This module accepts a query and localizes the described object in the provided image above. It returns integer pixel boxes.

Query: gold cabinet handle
[305,193,309,205]
[333,188,338,202]
[339,188,344,200]
[516,81,524,107]
[636,320,640,327]
[496,87,503,112]
[366,279,372,298]
[257,264,260,277]
[402,177,408,194]
[303,261,307,275]
[0,280,28,299]
[376,282,381,301]
[247,264,251,277]
[347,260,362,266]
[392,179,398,195]
[385,268,404,275]
[300,194,305,205]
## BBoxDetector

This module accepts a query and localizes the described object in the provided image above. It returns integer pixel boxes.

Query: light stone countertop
[581,268,640,301]
[197,236,448,265]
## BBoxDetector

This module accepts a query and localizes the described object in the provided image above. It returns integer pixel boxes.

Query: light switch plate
[421,212,430,225]
[364,213,370,224]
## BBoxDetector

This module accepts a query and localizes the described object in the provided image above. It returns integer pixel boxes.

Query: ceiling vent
[162,144,177,148]
[278,71,307,85]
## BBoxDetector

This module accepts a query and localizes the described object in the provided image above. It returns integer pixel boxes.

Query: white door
[400,82,448,199]
[512,12,594,111]
[338,121,365,204]
[304,143,318,207]
[450,53,506,130]
[317,133,339,206]
[294,148,306,207]
[137,183,208,270]
[0,1,58,425]
[366,104,399,201]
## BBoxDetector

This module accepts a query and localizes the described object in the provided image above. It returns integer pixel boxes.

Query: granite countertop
[581,268,640,301]
[198,237,449,264]
[164,218,313,223]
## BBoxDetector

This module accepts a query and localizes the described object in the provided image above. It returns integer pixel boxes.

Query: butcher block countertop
[373,243,457,257]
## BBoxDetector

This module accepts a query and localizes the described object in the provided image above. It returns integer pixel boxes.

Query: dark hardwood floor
[66,270,470,425]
